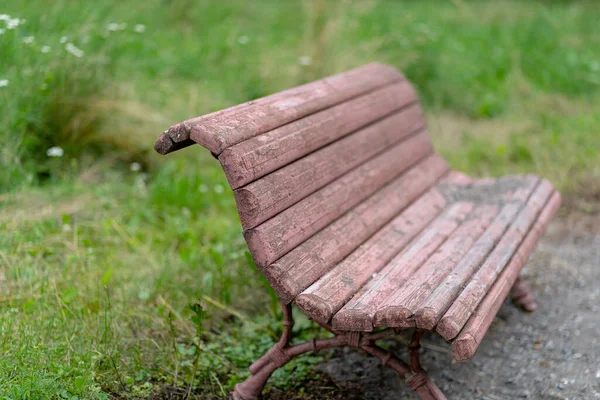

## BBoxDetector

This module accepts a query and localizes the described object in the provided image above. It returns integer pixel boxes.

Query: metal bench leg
[233,301,347,400]
[408,330,447,400]
[233,303,446,399]
[511,276,537,312]
[233,300,294,400]
[361,330,446,400]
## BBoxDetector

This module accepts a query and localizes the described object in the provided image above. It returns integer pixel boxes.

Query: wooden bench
[154,63,561,400]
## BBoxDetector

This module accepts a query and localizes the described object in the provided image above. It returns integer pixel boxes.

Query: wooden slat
[371,205,499,330]
[452,191,561,360]
[239,129,433,231]
[237,115,426,231]
[414,176,540,330]
[444,171,472,186]
[154,63,404,155]
[294,201,472,325]
[219,83,420,189]
[414,204,520,331]
[261,154,450,303]
[332,202,482,331]
[507,175,542,202]
[436,180,554,340]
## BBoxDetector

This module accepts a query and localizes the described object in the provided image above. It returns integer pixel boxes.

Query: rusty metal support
[511,276,537,312]
[362,330,446,400]
[409,329,424,373]
[233,301,447,400]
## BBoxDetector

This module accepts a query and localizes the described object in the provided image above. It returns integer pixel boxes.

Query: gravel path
[317,214,600,400]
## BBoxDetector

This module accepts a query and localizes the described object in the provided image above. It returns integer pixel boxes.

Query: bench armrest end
[154,121,196,155]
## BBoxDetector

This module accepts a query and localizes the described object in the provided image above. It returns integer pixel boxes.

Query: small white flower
[298,55,312,66]
[107,22,126,31]
[130,162,141,172]
[237,35,249,45]
[41,45,51,53]
[214,184,224,194]
[0,14,10,22]
[134,24,145,33]
[6,18,20,30]
[0,79,8,87]
[65,43,84,58]
[23,36,34,44]
[60,36,68,43]
[0,28,5,35]
[46,146,64,157]
[199,184,208,193]
[10,308,19,313]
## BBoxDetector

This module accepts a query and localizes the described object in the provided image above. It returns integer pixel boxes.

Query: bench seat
[154,63,560,399]
[300,174,560,359]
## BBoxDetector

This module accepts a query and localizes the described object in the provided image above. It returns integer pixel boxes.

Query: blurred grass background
[1,0,599,398]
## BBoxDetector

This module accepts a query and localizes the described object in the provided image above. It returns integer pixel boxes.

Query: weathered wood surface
[445,172,472,185]
[294,198,466,325]
[372,205,499,330]
[154,63,403,155]
[452,191,561,360]
[240,129,432,231]
[436,180,554,340]
[413,204,520,331]
[413,177,539,330]
[263,154,450,302]
[237,118,428,231]
[220,82,420,189]
[332,200,479,331]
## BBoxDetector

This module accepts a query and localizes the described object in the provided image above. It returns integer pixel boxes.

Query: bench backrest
[155,63,450,303]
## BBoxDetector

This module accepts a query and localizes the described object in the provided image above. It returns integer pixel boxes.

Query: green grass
[1,0,600,398]
[1,162,329,398]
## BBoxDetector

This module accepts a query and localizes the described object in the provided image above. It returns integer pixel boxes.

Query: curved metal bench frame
[233,280,535,400]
